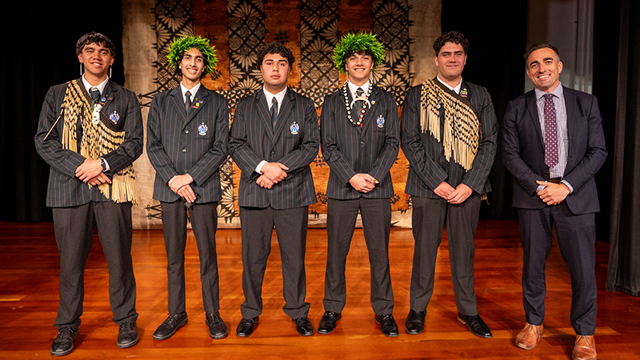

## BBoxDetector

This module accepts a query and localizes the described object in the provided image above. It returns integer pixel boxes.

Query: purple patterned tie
[543,94,558,168]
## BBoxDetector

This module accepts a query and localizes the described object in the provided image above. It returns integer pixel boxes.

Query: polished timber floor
[0,219,638,359]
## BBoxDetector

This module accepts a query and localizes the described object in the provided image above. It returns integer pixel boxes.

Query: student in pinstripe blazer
[34,32,142,356]
[400,31,497,338]
[229,42,319,338]
[317,33,400,337]
[146,36,229,341]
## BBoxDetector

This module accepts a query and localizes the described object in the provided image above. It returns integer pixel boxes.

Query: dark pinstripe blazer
[146,85,229,204]
[502,87,607,214]
[229,87,319,209]
[320,85,399,200]
[401,79,498,198]
[34,78,143,207]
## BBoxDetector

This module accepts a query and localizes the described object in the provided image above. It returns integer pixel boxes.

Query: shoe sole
[117,336,139,349]
[153,317,189,340]
[456,316,492,339]
[210,329,229,340]
[516,341,537,350]
[375,318,399,337]
[50,346,74,357]
[405,327,424,335]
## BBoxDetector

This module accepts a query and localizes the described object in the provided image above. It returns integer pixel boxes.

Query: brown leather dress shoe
[515,322,543,350]
[572,335,597,360]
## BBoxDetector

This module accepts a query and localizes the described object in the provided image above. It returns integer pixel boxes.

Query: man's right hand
[262,162,288,183]
[349,173,377,193]
[434,181,455,200]
[256,174,275,189]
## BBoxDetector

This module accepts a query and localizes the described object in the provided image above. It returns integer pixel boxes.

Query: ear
[434,55,440,67]
[78,54,83,63]
[558,61,564,74]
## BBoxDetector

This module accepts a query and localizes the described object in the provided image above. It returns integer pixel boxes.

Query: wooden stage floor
[0,219,638,359]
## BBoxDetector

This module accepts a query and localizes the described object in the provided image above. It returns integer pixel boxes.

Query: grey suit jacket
[401,79,498,198]
[229,87,319,209]
[502,86,607,214]
[34,78,143,207]
[147,85,229,204]
[320,85,399,200]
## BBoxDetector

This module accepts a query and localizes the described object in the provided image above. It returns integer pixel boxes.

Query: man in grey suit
[34,31,142,356]
[318,33,400,337]
[146,35,229,340]
[503,43,606,360]
[400,31,497,338]
[229,42,319,338]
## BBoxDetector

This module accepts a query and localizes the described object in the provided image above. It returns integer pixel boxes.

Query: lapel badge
[109,111,120,124]
[100,96,107,103]
[194,99,203,108]
[371,100,376,105]
[377,115,385,128]
[460,88,468,98]
[290,121,299,135]
[198,122,208,136]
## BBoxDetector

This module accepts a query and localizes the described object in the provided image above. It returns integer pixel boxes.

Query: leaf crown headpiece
[333,32,385,73]
[167,35,218,75]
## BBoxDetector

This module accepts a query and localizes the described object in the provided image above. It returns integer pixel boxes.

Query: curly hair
[76,32,116,58]
[433,31,470,56]
[257,42,296,69]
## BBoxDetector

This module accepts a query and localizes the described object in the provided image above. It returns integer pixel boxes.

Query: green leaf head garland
[333,32,385,73]
[167,35,218,75]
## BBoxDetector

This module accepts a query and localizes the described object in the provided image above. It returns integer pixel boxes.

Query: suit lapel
[271,88,295,145]
[184,86,209,126]
[255,91,275,142]
[168,87,187,124]
[525,91,545,148]
[563,88,576,164]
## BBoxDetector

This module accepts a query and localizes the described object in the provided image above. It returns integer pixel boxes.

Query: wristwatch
[100,158,107,172]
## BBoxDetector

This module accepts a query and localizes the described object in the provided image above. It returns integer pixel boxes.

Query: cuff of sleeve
[256,160,267,174]
[561,180,574,194]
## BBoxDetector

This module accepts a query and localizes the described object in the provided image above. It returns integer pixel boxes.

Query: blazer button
[185,129,189,134]
[182,149,187,153]
[360,141,365,146]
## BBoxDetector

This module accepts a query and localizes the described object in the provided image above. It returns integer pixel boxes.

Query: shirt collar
[436,75,462,94]
[534,83,564,100]
[82,75,109,95]
[348,80,370,98]
[180,82,201,100]
[263,86,287,107]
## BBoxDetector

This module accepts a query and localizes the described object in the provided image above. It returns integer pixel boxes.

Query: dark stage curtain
[441,1,528,220]
[0,2,123,222]
[605,0,640,296]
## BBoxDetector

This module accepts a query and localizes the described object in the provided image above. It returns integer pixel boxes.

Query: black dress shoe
[405,309,427,335]
[317,311,341,334]
[293,316,314,336]
[50,327,79,356]
[117,322,139,348]
[375,314,399,337]
[206,312,228,339]
[153,312,188,340]
[236,317,258,337]
[457,313,493,338]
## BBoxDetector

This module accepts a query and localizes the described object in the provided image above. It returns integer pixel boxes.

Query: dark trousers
[409,195,481,316]
[239,206,310,319]
[52,201,138,329]
[518,203,597,335]
[160,200,220,315]
[323,197,394,315]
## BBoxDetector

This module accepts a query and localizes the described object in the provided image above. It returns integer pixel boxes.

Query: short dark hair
[524,43,561,63]
[257,42,295,69]
[433,31,470,56]
[76,31,116,58]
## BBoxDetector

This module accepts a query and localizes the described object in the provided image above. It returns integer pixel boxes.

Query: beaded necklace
[343,81,373,127]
